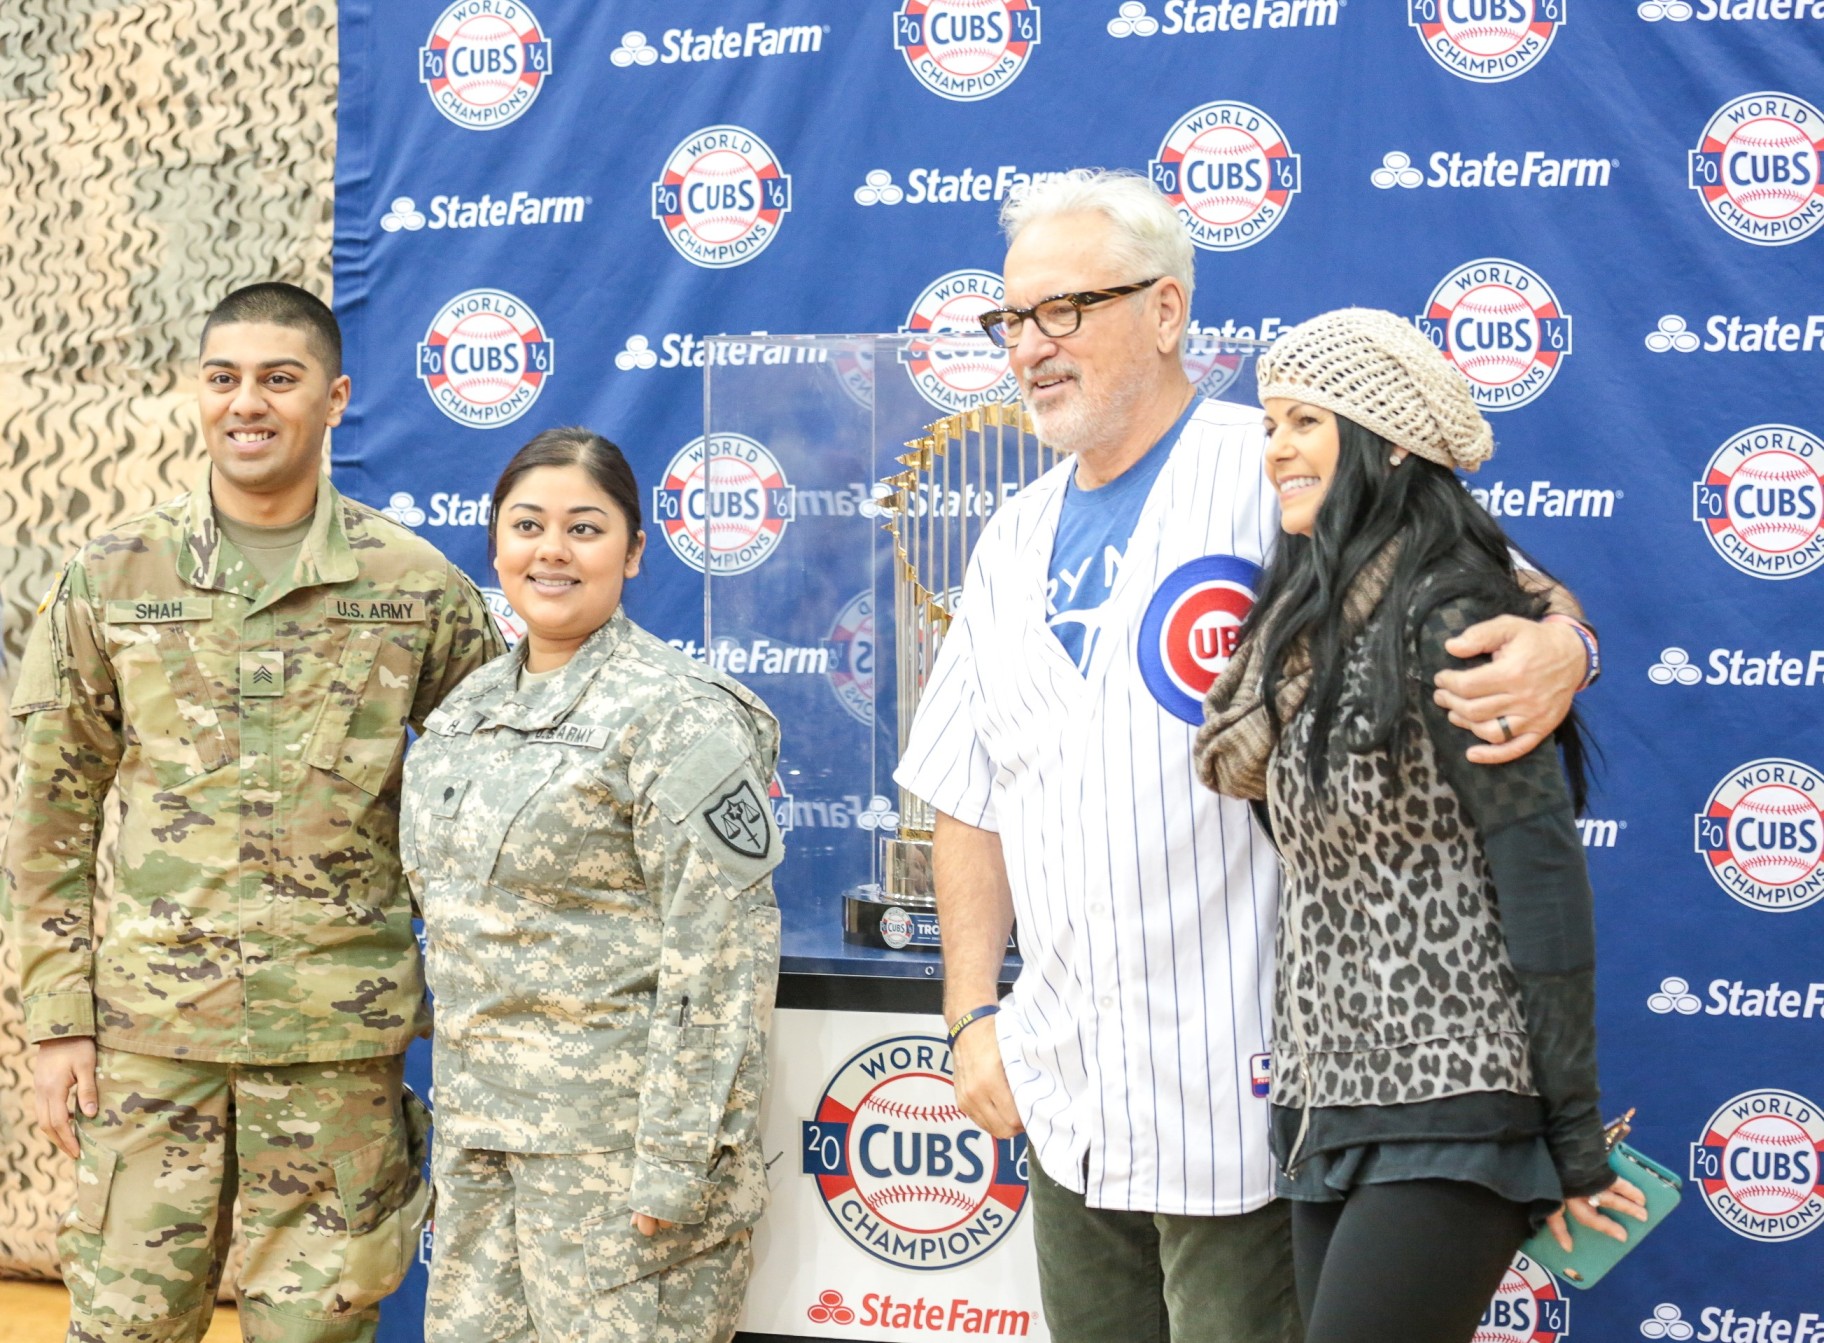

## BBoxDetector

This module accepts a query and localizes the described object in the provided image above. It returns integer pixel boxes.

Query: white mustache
[1024,359,1078,383]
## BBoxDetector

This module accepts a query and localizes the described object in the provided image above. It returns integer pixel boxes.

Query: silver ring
[1497,715,1515,743]
[1587,1193,1602,1210]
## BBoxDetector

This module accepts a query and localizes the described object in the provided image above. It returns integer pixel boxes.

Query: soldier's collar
[178,472,355,594]
[487,609,631,731]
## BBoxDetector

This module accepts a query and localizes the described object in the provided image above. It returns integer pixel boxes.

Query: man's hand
[33,1037,98,1159]
[950,1016,1024,1139]
[1433,615,1586,764]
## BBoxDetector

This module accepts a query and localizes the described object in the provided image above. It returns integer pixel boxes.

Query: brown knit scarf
[1193,542,1402,801]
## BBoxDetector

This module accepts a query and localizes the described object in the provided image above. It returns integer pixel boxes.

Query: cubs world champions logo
[1408,0,1565,83]
[480,588,527,648]
[1694,758,1824,912]
[651,125,793,269]
[652,435,795,575]
[417,289,553,428]
[802,1034,1030,1269]
[419,1,552,130]
[1150,101,1301,252]
[893,0,1042,102]
[1688,93,1824,246]
[827,589,877,726]
[1690,1089,1824,1241]
[1476,1253,1571,1342]
[901,270,1019,413]
[1138,555,1261,724]
[1418,259,1571,412]
[1693,425,1824,580]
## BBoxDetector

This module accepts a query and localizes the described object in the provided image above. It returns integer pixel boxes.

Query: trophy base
[842,887,942,953]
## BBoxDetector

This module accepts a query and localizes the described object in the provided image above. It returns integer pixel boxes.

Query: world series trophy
[841,400,1050,953]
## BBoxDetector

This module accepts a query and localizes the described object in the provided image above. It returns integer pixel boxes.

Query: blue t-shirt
[1046,403,1194,672]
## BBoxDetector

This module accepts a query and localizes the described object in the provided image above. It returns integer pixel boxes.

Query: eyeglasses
[977,278,1162,349]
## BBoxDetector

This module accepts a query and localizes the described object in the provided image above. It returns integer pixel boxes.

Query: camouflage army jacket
[2,476,504,1064]
[403,610,782,1227]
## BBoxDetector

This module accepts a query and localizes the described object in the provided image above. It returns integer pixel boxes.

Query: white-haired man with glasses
[894,170,1596,1342]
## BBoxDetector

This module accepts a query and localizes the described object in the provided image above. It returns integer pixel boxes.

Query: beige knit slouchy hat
[1256,307,1495,473]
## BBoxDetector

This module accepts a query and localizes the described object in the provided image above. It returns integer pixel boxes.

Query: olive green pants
[1028,1152,1301,1343]
[61,1049,428,1343]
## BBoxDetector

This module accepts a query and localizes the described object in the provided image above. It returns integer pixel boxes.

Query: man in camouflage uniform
[402,480,780,1342]
[2,283,505,1342]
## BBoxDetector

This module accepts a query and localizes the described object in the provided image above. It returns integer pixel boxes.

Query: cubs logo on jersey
[651,125,793,269]
[1408,0,1565,83]
[416,289,553,429]
[419,0,552,130]
[1419,259,1571,412]
[1688,93,1824,246]
[1138,554,1262,724]
[1692,424,1824,579]
[894,0,1042,102]
[801,1034,1030,1269]
[1694,757,1824,912]
[1690,1089,1824,1241]
[1151,101,1301,252]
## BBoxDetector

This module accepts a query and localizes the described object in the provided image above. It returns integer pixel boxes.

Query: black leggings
[1291,1180,1534,1343]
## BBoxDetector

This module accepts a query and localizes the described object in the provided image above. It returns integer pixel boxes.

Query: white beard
[1021,360,1149,460]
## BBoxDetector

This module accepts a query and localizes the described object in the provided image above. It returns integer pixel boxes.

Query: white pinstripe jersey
[895,398,1282,1216]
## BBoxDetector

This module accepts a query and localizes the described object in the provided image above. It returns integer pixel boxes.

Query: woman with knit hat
[1195,309,1647,1343]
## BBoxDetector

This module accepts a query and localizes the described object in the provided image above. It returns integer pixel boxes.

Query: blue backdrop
[334,3,1824,1338]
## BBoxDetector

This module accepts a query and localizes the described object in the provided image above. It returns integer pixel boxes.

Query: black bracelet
[947,1003,1000,1041]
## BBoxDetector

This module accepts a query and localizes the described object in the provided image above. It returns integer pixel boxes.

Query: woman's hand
[1543,1175,1650,1251]
[632,1213,677,1237]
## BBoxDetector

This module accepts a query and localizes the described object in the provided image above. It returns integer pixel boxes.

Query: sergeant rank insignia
[704,780,771,859]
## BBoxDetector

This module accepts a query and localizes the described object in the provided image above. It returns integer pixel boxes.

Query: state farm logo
[611,21,826,66]
[806,1288,1034,1335]
[1372,148,1614,190]
[901,270,1018,413]
[381,191,587,233]
[1693,757,1824,912]
[1650,644,1824,688]
[802,1034,1029,1269]
[1408,0,1565,83]
[1651,975,1824,1019]
[418,0,551,130]
[1476,1252,1569,1342]
[1692,424,1824,580]
[650,125,792,269]
[1688,93,1824,246]
[1690,1089,1824,1241]
[1418,259,1571,412]
[1644,0,1824,17]
[894,0,1041,102]
[1150,100,1301,251]
[1107,0,1340,36]
[416,289,552,429]
[852,164,1073,207]
[1638,1303,1695,1340]
[1647,312,1824,353]
[651,434,795,575]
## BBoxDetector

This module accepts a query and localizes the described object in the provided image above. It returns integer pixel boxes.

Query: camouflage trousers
[60,1048,429,1343]
[426,1145,753,1343]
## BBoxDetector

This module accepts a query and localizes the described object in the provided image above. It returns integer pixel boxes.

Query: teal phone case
[1520,1143,1683,1289]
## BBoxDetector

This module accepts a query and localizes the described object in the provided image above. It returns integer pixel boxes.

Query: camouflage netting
[0,0,336,1276]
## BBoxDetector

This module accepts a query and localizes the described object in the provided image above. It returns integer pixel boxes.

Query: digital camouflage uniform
[401,609,782,1343]
[2,476,504,1343]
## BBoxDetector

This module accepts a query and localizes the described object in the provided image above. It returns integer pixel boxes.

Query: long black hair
[1247,414,1590,810]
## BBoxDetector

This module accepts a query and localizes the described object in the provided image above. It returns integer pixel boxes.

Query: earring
[1389,452,1403,466]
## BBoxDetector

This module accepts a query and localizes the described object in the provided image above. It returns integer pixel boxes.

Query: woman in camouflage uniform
[401,428,783,1343]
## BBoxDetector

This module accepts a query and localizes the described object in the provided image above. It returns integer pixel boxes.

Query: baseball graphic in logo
[650,125,792,269]
[1475,1252,1570,1342]
[1418,259,1572,413]
[1139,554,1261,724]
[802,1034,1030,1269]
[480,587,527,648]
[651,434,795,575]
[1688,93,1824,247]
[893,0,1042,103]
[902,270,1018,413]
[827,589,877,726]
[1150,101,1301,252]
[1689,1089,1824,1241]
[1693,425,1824,580]
[418,0,551,130]
[1693,758,1824,912]
[1408,0,1565,84]
[416,289,553,429]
